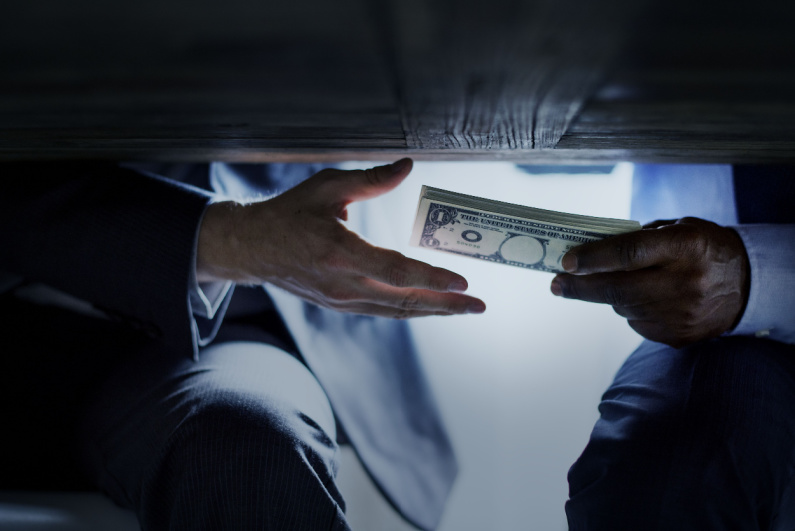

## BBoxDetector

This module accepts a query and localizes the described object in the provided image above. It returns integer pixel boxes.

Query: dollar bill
[410,186,641,273]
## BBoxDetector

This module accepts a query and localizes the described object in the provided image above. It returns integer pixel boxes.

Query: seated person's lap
[567,337,795,531]
[2,296,346,529]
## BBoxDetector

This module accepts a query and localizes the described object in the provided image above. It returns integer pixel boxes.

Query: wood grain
[559,0,795,162]
[386,0,640,150]
[1,0,793,162]
[0,0,405,157]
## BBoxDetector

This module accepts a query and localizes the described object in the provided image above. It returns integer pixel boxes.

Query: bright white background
[336,161,644,531]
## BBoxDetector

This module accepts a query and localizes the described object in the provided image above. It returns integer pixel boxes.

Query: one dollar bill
[410,186,641,273]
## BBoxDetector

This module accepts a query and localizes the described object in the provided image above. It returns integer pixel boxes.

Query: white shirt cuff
[190,279,233,319]
[189,198,235,320]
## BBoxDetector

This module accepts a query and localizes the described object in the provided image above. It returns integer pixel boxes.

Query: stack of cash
[410,185,641,273]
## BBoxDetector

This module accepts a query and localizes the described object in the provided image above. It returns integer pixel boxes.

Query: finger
[318,158,414,206]
[349,238,472,293]
[333,302,461,320]
[290,285,452,318]
[550,269,679,306]
[352,280,487,314]
[561,225,690,275]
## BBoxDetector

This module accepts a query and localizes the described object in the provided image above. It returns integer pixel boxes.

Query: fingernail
[448,280,468,293]
[550,278,563,296]
[390,158,411,174]
[467,301,486,314]
[561,253,577,272]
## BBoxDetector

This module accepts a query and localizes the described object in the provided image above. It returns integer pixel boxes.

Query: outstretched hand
[550,217,750,348]
[197,159,486,319]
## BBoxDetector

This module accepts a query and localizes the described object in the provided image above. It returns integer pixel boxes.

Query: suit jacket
[0,161,456,531]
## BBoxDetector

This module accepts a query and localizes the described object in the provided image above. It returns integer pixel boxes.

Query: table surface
[2,0,794,163]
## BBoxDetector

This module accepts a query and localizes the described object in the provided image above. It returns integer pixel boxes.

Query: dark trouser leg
[3,298,349,530]
[566,337,795,531]
[78,339,349,531]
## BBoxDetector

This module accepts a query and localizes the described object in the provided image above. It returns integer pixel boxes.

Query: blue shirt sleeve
[730,224,795,345]
[632,164,794,346]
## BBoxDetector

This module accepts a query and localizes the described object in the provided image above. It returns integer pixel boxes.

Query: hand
[197,159,486,319]
[550,217,750,348]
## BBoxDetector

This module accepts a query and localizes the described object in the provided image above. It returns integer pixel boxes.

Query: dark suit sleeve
[0,162,213,356]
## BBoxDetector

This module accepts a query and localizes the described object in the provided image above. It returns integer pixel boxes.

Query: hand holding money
[198,160,486,318]
[551,217,750,348]
[410,185,641,272]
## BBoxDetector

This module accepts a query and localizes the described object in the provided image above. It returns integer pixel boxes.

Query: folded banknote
[410,186,641,273]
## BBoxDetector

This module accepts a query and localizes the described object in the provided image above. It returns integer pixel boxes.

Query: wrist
[196,201,250,283]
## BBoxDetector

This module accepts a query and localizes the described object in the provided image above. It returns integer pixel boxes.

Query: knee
[82,343,348,529]
[140,389,344,526]
[567,338,795,530]
[169,388,338,470]
[597,337,794,449]
[148,344,340,483]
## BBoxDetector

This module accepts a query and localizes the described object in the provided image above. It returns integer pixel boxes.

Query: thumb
[325,158,413,205]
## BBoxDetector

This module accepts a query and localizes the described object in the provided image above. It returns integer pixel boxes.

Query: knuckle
[616,238,644,269]
[362,167,383,187]
[679,216,706,226]
[393,308,412,320]
[558,277,577,299]
[683,270,711,300]
[673,225,707,257]
[399,292,422,310]
[694,271,713,297]
[602,284,625,306]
